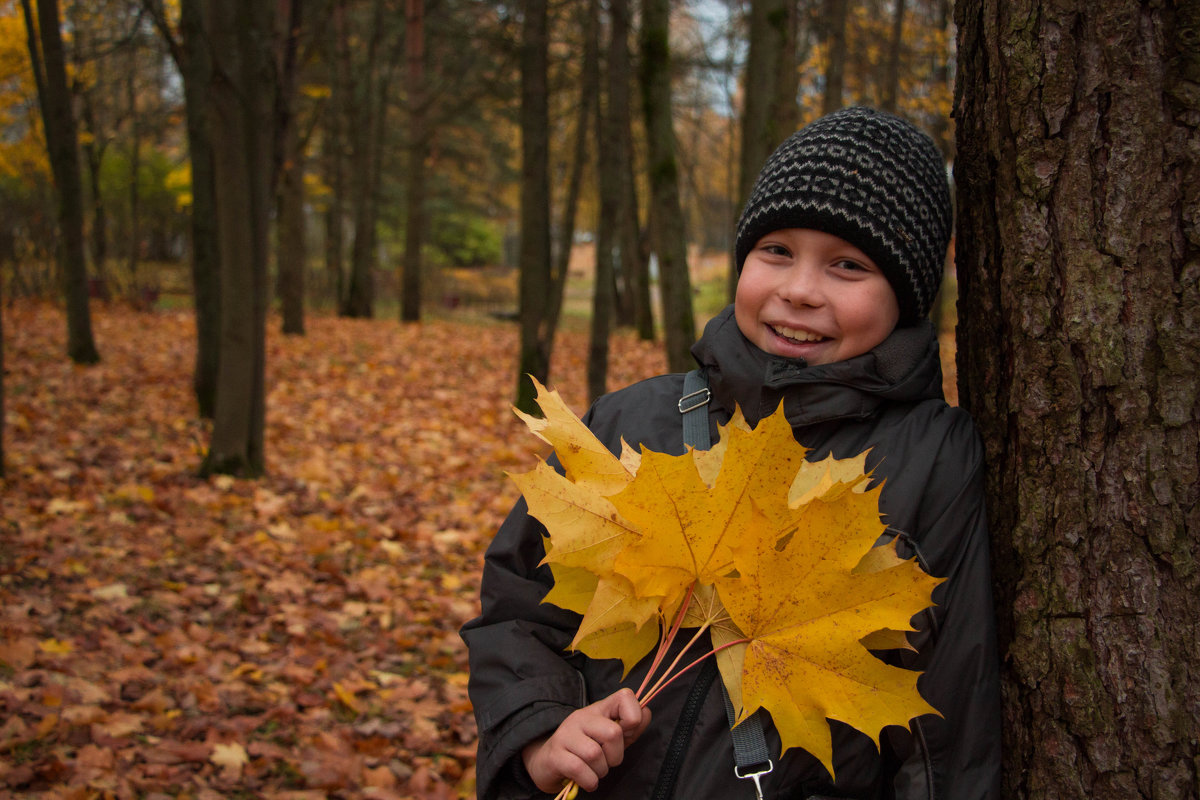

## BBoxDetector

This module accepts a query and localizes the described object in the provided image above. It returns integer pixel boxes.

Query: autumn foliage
[512,380,942,784]
[0,303,666,799]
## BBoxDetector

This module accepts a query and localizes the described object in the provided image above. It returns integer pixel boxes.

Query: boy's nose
[778,264,825,306]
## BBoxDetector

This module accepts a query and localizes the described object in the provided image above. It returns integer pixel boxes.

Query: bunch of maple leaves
[511,378,943,795]
[0,303,667,799]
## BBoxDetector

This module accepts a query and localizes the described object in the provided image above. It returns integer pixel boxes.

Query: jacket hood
[691,305,945,427]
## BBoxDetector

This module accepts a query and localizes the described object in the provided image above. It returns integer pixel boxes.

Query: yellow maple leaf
[567,575,662,675]
[716,482,943,777]
[513,379,634,496]
[510,460,639,576]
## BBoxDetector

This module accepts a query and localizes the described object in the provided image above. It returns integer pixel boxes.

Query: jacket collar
[690,305,944,428]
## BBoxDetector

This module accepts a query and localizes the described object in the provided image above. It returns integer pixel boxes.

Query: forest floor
[0,300,957,799]
[0,302,668,800]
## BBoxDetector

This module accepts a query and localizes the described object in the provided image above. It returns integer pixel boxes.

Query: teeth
[773,325,823,342]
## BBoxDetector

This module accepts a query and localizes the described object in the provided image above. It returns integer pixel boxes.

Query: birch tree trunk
[956,0,1200,796]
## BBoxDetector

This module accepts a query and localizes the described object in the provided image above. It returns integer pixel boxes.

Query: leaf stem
[639,634,750,706]
[635,583,695,699]
[639,620,712,703]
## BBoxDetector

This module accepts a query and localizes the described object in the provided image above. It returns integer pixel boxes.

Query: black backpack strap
[679,369,774,799]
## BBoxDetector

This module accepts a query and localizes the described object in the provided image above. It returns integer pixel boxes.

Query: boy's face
[735,228,900,365]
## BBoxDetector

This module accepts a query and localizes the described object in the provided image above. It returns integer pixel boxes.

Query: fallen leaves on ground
[0,302,666,799]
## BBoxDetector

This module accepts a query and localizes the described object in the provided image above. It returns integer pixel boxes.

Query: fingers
[521,690,651,794]
[607,688,651,742]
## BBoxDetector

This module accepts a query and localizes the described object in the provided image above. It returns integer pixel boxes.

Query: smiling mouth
[771,324,827,343]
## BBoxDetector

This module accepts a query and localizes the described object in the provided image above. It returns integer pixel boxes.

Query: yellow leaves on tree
[510,378,943,780]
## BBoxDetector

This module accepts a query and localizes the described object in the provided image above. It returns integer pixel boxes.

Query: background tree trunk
[401,0,426,323]
[276,0,307,336]
[821,0,848,114]
[22,0,100,365]
[605,0,650,340]
[1,278,5,478]
[201,0,276,477]
[735,0,797,298]
[955,0,1200,797]
[276,129,307,335]
[126,42,141,297]
[880,0,906,112]
[341,0,386,319]
[514,0,552,414]
[324,0,350,309]
[639,0,694,373]
[69,13,110,299]
[147,0,221,417]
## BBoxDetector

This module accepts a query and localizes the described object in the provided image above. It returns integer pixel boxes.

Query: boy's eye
[761,244,791,258]
[835,259,869,272]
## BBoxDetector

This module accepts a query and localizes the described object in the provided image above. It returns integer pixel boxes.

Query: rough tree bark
[22,0,100,365]
[955,0,1200,797]
[639,0,694,373]
[513,0,552,414]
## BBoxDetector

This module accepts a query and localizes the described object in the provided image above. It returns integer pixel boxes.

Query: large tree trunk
[639,0,694,372]
[955,0,1200,797]
[201,0,276,477]
[22,0,99,365]
[513,0,552,414]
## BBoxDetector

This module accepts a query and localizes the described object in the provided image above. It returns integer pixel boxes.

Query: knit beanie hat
[734,106,952,324]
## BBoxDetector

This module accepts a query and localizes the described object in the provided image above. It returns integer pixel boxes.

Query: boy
[461,106,1001,799]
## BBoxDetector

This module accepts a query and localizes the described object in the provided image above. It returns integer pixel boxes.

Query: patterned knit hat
[735,106,952,324]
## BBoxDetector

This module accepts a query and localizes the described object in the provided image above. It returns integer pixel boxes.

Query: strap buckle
[734,760,774,799]
[677,387,710,414]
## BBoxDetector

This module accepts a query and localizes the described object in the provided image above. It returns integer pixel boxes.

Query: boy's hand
[521,688,651,794]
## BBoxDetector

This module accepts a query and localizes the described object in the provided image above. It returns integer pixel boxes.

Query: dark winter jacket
[461,306,1001,799]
